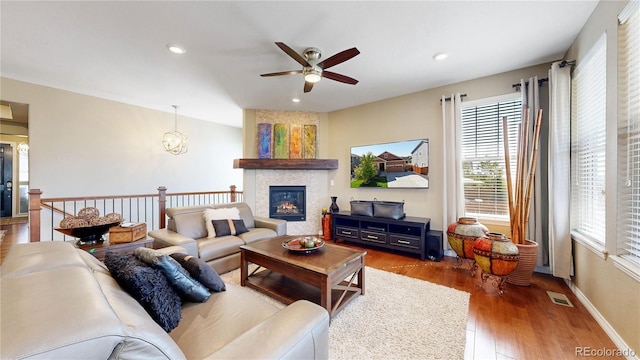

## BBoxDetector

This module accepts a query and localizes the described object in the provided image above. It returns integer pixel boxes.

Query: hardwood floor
[0,220,29,263]
[339,242,622,360]
[0,222,622,359]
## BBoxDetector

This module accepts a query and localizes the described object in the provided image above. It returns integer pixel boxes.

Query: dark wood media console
[332,211,431,260]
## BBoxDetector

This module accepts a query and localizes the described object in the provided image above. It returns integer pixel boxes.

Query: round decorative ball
[447,217,489,259]
[473,232,520,276]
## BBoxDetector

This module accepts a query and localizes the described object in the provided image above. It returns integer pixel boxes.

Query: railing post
[158,186,167,229]
[230,185,237,202]
[28,188,43,242]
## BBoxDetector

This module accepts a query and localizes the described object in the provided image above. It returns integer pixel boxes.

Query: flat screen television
[350,139,429,188]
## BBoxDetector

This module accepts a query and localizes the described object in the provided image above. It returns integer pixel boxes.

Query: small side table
[76,237,154,261]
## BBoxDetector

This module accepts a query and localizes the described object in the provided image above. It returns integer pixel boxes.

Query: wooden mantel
[233,158,338,170]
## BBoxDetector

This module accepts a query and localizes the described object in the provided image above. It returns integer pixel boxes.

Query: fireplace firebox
[269,186,306,222]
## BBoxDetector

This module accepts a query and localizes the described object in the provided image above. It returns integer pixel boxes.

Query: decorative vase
[447,217,489,259]
[329,196,339,213]
[322,213,332,241]
[507,240,539,286]
[473,232,520,276]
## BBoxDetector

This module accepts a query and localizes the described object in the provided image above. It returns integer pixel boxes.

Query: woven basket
[506,240,539,286]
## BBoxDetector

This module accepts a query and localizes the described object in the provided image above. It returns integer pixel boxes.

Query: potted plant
[502,108,543,286]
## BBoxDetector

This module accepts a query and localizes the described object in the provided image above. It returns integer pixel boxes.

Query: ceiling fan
[260,42,360,93]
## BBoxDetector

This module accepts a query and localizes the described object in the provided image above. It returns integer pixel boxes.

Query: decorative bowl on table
[282,237,325,253]
[55,221,121,245]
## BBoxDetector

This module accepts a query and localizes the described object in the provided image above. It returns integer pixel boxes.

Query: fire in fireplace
[269,186,306,222]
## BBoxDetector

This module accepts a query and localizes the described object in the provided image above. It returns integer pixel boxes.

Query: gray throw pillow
[211,219,249,237]
[170,253,226,292]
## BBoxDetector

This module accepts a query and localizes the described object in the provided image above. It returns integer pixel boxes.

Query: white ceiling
[1,1,598,128]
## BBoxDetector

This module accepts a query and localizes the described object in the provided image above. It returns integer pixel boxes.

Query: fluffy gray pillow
[104,252,182,332]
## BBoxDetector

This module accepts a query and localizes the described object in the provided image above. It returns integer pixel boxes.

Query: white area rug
[221,266,470,360]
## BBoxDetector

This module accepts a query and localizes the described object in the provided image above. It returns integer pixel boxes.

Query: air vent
[547,291,574,307]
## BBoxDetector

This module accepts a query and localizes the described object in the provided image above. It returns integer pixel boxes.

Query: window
[571,33,607,247]
[18,149,29,215]
[460,94,522,221]
[617,1,640,268]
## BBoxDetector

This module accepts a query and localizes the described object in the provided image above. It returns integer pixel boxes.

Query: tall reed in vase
[502,107,543,245]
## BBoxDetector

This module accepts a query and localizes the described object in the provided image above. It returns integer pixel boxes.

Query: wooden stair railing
[28,185,241,242]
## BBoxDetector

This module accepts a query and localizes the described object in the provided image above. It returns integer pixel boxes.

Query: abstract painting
[257,123,272,158]
[303,124,317,159]
[273,123,289,159]
[289,124,302,159]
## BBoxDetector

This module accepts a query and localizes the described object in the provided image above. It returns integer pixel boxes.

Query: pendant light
[162,105,188,155]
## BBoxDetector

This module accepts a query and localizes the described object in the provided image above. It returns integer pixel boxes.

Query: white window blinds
[460,96,522,220]
[618,1,640,265]
[571,33,607,245]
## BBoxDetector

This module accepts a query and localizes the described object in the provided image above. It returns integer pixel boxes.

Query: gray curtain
[521,77,550,270]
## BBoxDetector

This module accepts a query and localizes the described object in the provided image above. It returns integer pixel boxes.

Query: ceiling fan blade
[304,81,314,93]
[318,47,360,69]
[322,71,359,85]
[260,70,303,77]
[275,42,309,67]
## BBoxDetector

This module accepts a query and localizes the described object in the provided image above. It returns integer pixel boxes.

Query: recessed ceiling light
[433,52,448,61]
[292,98,301,103]
[167,44,186,54]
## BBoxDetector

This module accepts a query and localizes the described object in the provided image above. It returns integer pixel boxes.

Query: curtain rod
[559,60,576,68]
[511,60,575,89]
[440,94,467,102]
[512,78,548,89]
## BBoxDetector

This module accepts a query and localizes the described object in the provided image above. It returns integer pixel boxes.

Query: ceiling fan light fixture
[261,42,359,92]
[303,67,322,83]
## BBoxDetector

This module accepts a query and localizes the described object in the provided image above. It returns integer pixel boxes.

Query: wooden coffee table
[240,235,366,320]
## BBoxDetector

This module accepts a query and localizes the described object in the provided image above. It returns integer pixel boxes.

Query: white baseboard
[565,279,639,360]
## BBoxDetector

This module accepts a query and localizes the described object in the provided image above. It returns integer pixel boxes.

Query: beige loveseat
[0,241,329,359]
[149,202,286,274]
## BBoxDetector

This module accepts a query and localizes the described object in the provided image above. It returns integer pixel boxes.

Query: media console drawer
[389,234,420,249]
[336,226,359,239]
[360,230,386,244]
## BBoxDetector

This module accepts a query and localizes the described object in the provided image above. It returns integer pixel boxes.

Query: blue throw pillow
[104,252,181,332]
[134,248,211,303]
[170,253,226,292]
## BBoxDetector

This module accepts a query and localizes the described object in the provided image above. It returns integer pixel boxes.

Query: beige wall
[327,63,550,232]
[0,77,243,197]
[564,0,639,354]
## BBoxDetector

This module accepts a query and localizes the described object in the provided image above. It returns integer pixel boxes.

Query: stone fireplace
[245,169,330,236]
[269,185,306,221]
[240,109,333,236]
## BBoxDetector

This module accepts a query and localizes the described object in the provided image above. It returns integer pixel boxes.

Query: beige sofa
[149,202,286,274]
[0,241,329,359]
